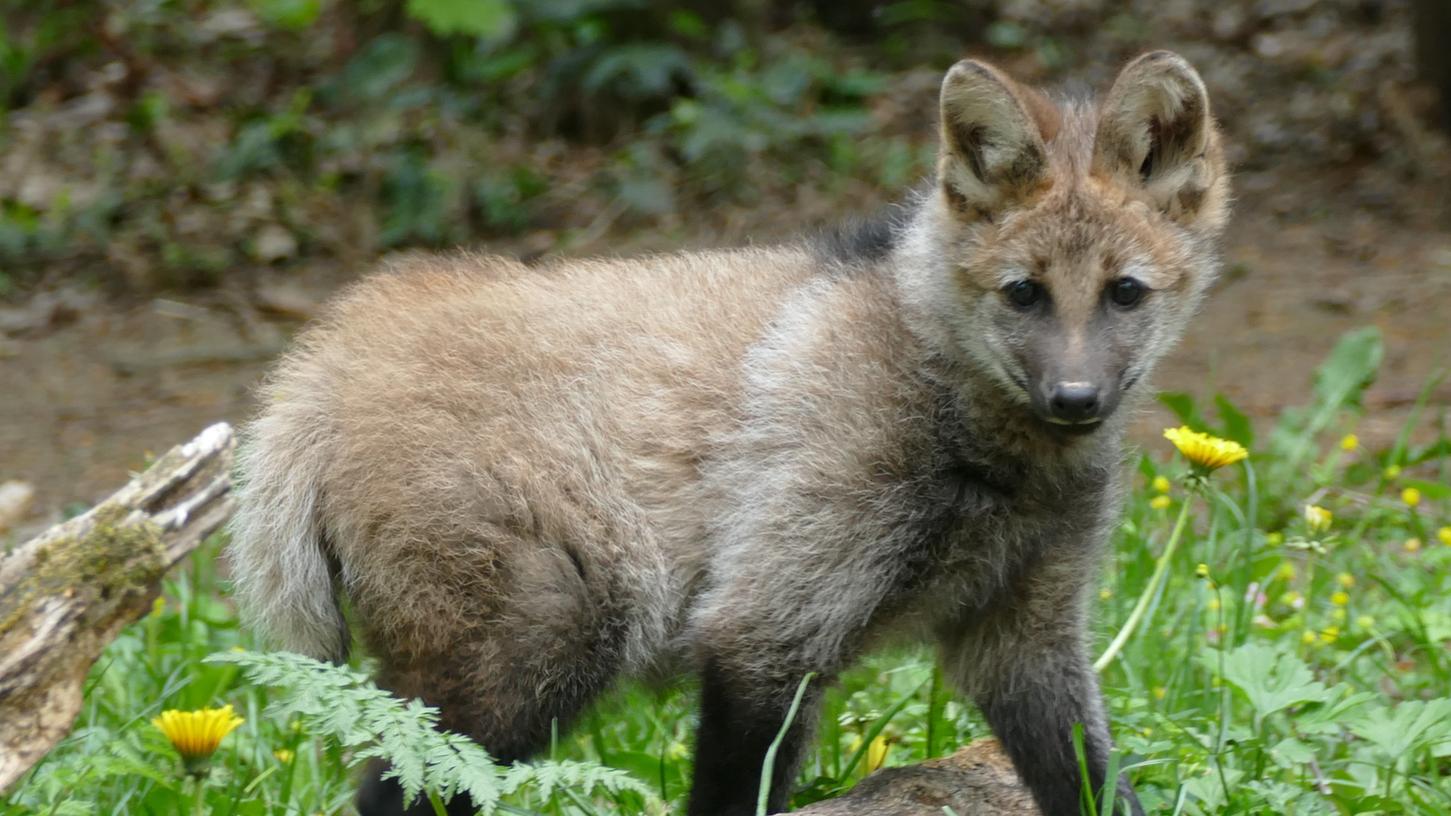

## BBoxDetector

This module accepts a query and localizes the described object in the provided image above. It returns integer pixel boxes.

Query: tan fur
[235,248,816,733]
[230,52,1230,816]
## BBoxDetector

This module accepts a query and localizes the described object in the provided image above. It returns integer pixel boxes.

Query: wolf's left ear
[937,59,1051,221]
[1094,51,1228,233]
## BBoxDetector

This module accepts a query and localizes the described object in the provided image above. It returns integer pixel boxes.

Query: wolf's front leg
[976,650,1140,815]
[941,570,1143,816]
[686,657,823,816]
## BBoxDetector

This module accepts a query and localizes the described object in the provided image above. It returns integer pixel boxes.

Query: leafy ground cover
[4,326,1451,815]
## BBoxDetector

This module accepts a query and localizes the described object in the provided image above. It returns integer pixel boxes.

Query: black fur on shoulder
[811,193,921,270]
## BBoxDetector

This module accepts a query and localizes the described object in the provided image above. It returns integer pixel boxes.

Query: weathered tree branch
[796,740,1039,816]
[0,423,235,792]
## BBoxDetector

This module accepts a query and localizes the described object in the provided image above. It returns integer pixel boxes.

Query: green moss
[0,504,166,639]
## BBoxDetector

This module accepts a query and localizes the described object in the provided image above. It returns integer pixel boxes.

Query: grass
[4,325,1451,815]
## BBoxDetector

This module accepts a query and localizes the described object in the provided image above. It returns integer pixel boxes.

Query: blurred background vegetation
[0,0,1444,294]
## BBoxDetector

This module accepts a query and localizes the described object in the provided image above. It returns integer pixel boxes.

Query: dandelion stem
[190,775,207,816]
[756,672,816,816]
[1095,499,1194,673]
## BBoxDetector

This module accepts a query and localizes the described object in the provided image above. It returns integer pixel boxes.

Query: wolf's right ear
[937,60,1050,221]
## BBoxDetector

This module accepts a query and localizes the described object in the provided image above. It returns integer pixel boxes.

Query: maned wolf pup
[230,51,1228,816]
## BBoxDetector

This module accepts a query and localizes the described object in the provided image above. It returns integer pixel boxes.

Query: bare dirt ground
[2,168,1449,531]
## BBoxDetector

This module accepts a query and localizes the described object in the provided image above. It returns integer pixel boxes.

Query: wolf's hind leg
[686,657,826,816]
[356,540,632,814]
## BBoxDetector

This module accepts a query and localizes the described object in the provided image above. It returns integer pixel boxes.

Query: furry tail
[228,403,348,662]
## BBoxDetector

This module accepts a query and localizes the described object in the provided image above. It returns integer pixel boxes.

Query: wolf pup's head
[899,51,1230,440]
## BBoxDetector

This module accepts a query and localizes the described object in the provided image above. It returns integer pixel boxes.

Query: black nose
[1049,382,1101,422]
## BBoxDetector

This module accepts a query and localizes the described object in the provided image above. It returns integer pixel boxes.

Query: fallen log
[796,740,1039,816]
[0,422,235,792]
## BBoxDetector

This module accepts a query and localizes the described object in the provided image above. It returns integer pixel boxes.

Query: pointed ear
[1093,51,1228,232]
[937,59,1051,221]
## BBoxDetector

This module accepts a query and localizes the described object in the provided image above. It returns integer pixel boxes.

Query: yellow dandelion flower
[1194,563,1211,580]
[1340,434,1359,451]
[1301,629,1317,645]
[1304,505,1333,535]
[1266,531,1284,546]
[1405,537,1422,553]
[1402,487,1422,508]
[865,734,890,774]
[150,596,166,618]
[1150,495,1171,511]
[1355,615,1375,630]
[1207,596,1221,611]
[1152,686,1167,700]
[1163,426,1249,472]
[1320,626,1339,644]
[152,705,244,761]
[1384,464,1402,480]
[1099,587,1113,601]
[1336,572,1355,588]
[1438,526,1451,546]
[1152,476,1172,494]
[1276,562,1296,580]
[1330,591,1350,607]
[274,749,294,763]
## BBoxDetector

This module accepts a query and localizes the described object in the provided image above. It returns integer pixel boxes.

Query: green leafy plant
[208,650,654,814]
[406,0,517,40]
[1211,642,1331,730]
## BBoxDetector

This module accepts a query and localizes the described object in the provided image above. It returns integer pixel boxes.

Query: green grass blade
[756,672,817,816]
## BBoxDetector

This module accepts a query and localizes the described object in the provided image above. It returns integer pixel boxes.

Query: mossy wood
[0,423,235,792]
[795,740,1039,816]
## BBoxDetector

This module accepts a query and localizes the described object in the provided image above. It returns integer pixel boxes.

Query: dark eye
[1108,277,1147,308]
[1004,280,1045,309]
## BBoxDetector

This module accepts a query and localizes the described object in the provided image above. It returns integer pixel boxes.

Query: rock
[252,223,299,264]
[795,740,1040,816]
[253,279,319,319]
[0,289,99,337]
[0,481,36,533]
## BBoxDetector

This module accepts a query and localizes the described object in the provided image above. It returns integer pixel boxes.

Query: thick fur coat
[229,51,1230,816]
